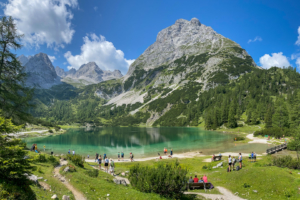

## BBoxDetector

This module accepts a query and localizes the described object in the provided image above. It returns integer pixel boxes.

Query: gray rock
[24,53,61,89]
[62,195,70,200]
[55,66,67,78]
[113,179,127,186]
[17,54,29,66]
[51,194,57,199]
[63,166,69,172]
[253,190,258,193]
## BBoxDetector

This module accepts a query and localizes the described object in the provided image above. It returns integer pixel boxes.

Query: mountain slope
[32,18,264,126]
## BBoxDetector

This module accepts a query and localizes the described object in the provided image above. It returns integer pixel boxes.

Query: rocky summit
[24,53,61,89]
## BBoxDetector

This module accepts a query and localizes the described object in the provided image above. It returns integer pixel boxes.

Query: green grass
[115,155,300,200]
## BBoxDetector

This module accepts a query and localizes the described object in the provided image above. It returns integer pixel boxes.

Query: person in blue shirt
[104,153,106,159]
[68,149,70,154]
[251,152,254,162]
[121,152,124,161]
[170,149,173,158]
[198,177,204,183]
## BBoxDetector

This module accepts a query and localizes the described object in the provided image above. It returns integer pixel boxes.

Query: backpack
[236,166,240,171]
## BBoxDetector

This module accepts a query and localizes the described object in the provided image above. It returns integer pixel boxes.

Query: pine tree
[265,104,273,128]
[227,100,237,128]
[272,99,289,129]
[0,17,33,123]
[289,91,300,129]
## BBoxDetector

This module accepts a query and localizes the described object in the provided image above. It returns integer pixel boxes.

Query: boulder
[63,166,69,172]
[51,194,57,199]
[62,195,70,200]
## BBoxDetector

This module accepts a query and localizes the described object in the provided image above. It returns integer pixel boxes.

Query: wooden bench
[212,156,222,161]
[187,182,211,190]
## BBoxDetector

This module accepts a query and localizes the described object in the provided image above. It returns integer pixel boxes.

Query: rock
[62,195,70,200]
[253,190,258,193]
[113,179,127,186]
[64,166,69,172]
[51,194,57,199]
[23,156,30,159]
[107,194,110,196]
[37,177,43,180]
[44,179,47,182]
[26,174,39,184]
[24,53,61,89]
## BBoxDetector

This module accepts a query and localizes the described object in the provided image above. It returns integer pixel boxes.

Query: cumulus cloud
[64,34,134,74]
[259,52,291,69]
[4,0,78,49]
[48,55,56,63]
[248,36,262,44]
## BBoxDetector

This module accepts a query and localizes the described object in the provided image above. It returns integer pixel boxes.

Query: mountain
[31,18,263,126]
[17,54,30,66]
[56,62,124,86]
[24,53,61,89]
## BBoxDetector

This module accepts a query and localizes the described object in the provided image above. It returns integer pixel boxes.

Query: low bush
[272,155,300,169]
[34,154,47,162]
[234,136,245,141]
[254,127,293,138]
[85,169,98,178]
[128,160,188,199]
[48,156,59,167]
[66,154,84,167]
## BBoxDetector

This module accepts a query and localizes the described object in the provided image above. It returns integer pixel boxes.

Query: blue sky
[1,0,300,74]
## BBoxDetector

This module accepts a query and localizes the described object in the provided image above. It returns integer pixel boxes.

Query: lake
[23,127,270,158]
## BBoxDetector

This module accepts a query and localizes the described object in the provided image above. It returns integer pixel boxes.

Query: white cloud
[64,34,134,74]
[47,55,56,63]
[4,0,78,49]
[63,62,67,65]
[94,6,98,11]
[248,36,262,44]
[296,27,300,46]
[259,52,291,69]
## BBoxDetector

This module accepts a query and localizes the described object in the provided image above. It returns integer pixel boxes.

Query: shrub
[272,156,300,169]
[48,129,53,133]
[34,154,47,162]
[243,183,250,188]
[128,160,188,199]
[66,154,84,167]
[48,156,59,167]
[202,165,208,169]
[85,169,98,178]
[234,136,245,141]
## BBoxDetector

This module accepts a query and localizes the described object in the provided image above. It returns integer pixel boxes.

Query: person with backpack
[98,155,102,170]
[118,152,120,161]
[232,157,236,170]
[121,152,124,161]
[228,155,232,172]
[95,153,98,162]
[104,153,106,159]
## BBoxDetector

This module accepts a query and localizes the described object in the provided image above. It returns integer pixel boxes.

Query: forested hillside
[30,66,300,133]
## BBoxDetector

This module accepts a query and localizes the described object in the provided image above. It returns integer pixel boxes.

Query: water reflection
[23,127,270,158]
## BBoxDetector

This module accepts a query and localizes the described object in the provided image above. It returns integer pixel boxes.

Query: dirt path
[184,186,246,200]
[246,133,269,144]
[91,165,130,184]
[54,160,86,200]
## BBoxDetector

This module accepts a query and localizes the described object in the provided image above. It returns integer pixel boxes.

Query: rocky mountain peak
[17,54,29,66]
[24,52,60,89]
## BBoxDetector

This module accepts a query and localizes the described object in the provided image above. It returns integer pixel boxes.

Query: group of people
[68,149,75,155]
[249,152,257,162]
[189,175,208,183]
[30,144,39,153]
[94,153,115,174]
[227,153,242,172]
[158,148,173,159]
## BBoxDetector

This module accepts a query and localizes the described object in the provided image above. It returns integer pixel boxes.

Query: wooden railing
[266,143,287,154]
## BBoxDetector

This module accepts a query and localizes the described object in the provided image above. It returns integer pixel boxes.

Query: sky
[1,0,300,74]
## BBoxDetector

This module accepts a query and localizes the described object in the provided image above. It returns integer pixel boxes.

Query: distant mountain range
[18,54,123,88]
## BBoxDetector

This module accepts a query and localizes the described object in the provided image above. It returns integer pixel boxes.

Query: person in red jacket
[193,175,199,183]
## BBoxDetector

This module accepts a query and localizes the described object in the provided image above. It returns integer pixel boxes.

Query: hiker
[104,157,109,173]
[30,144,35,151]
[188,176,193,183]
[254,152,257,162]
[72,150,75,155]
[121,152,124,161]
[43,145,46,151]
[251,152,254,162]
[239,153,242,169]
[110,158,115,174]
[198,177,204,183]
[165,148,168,155]
[104,153,106,159]
[170,149,173,158]
[219,152,222,156]
[228,155,232,172]
[164,147,167,155]
[232,157,236,169]
[193,175,199,183]
[212,154,215,161]
[68,149,70,154]
[87,155,89,159]
[203,175,208,183]
[34,144,38,153]
[95,153,98,162]
[118,152,120,161]
[98,155,102,170]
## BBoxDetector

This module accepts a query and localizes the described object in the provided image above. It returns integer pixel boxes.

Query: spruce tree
[289,91,300,129]
[227,100,237,128]
[0,16,33,123]
[265,104,273,128]
[272,99,289,129]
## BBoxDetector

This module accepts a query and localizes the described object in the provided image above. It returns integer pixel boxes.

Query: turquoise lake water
[23,127,270,158]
